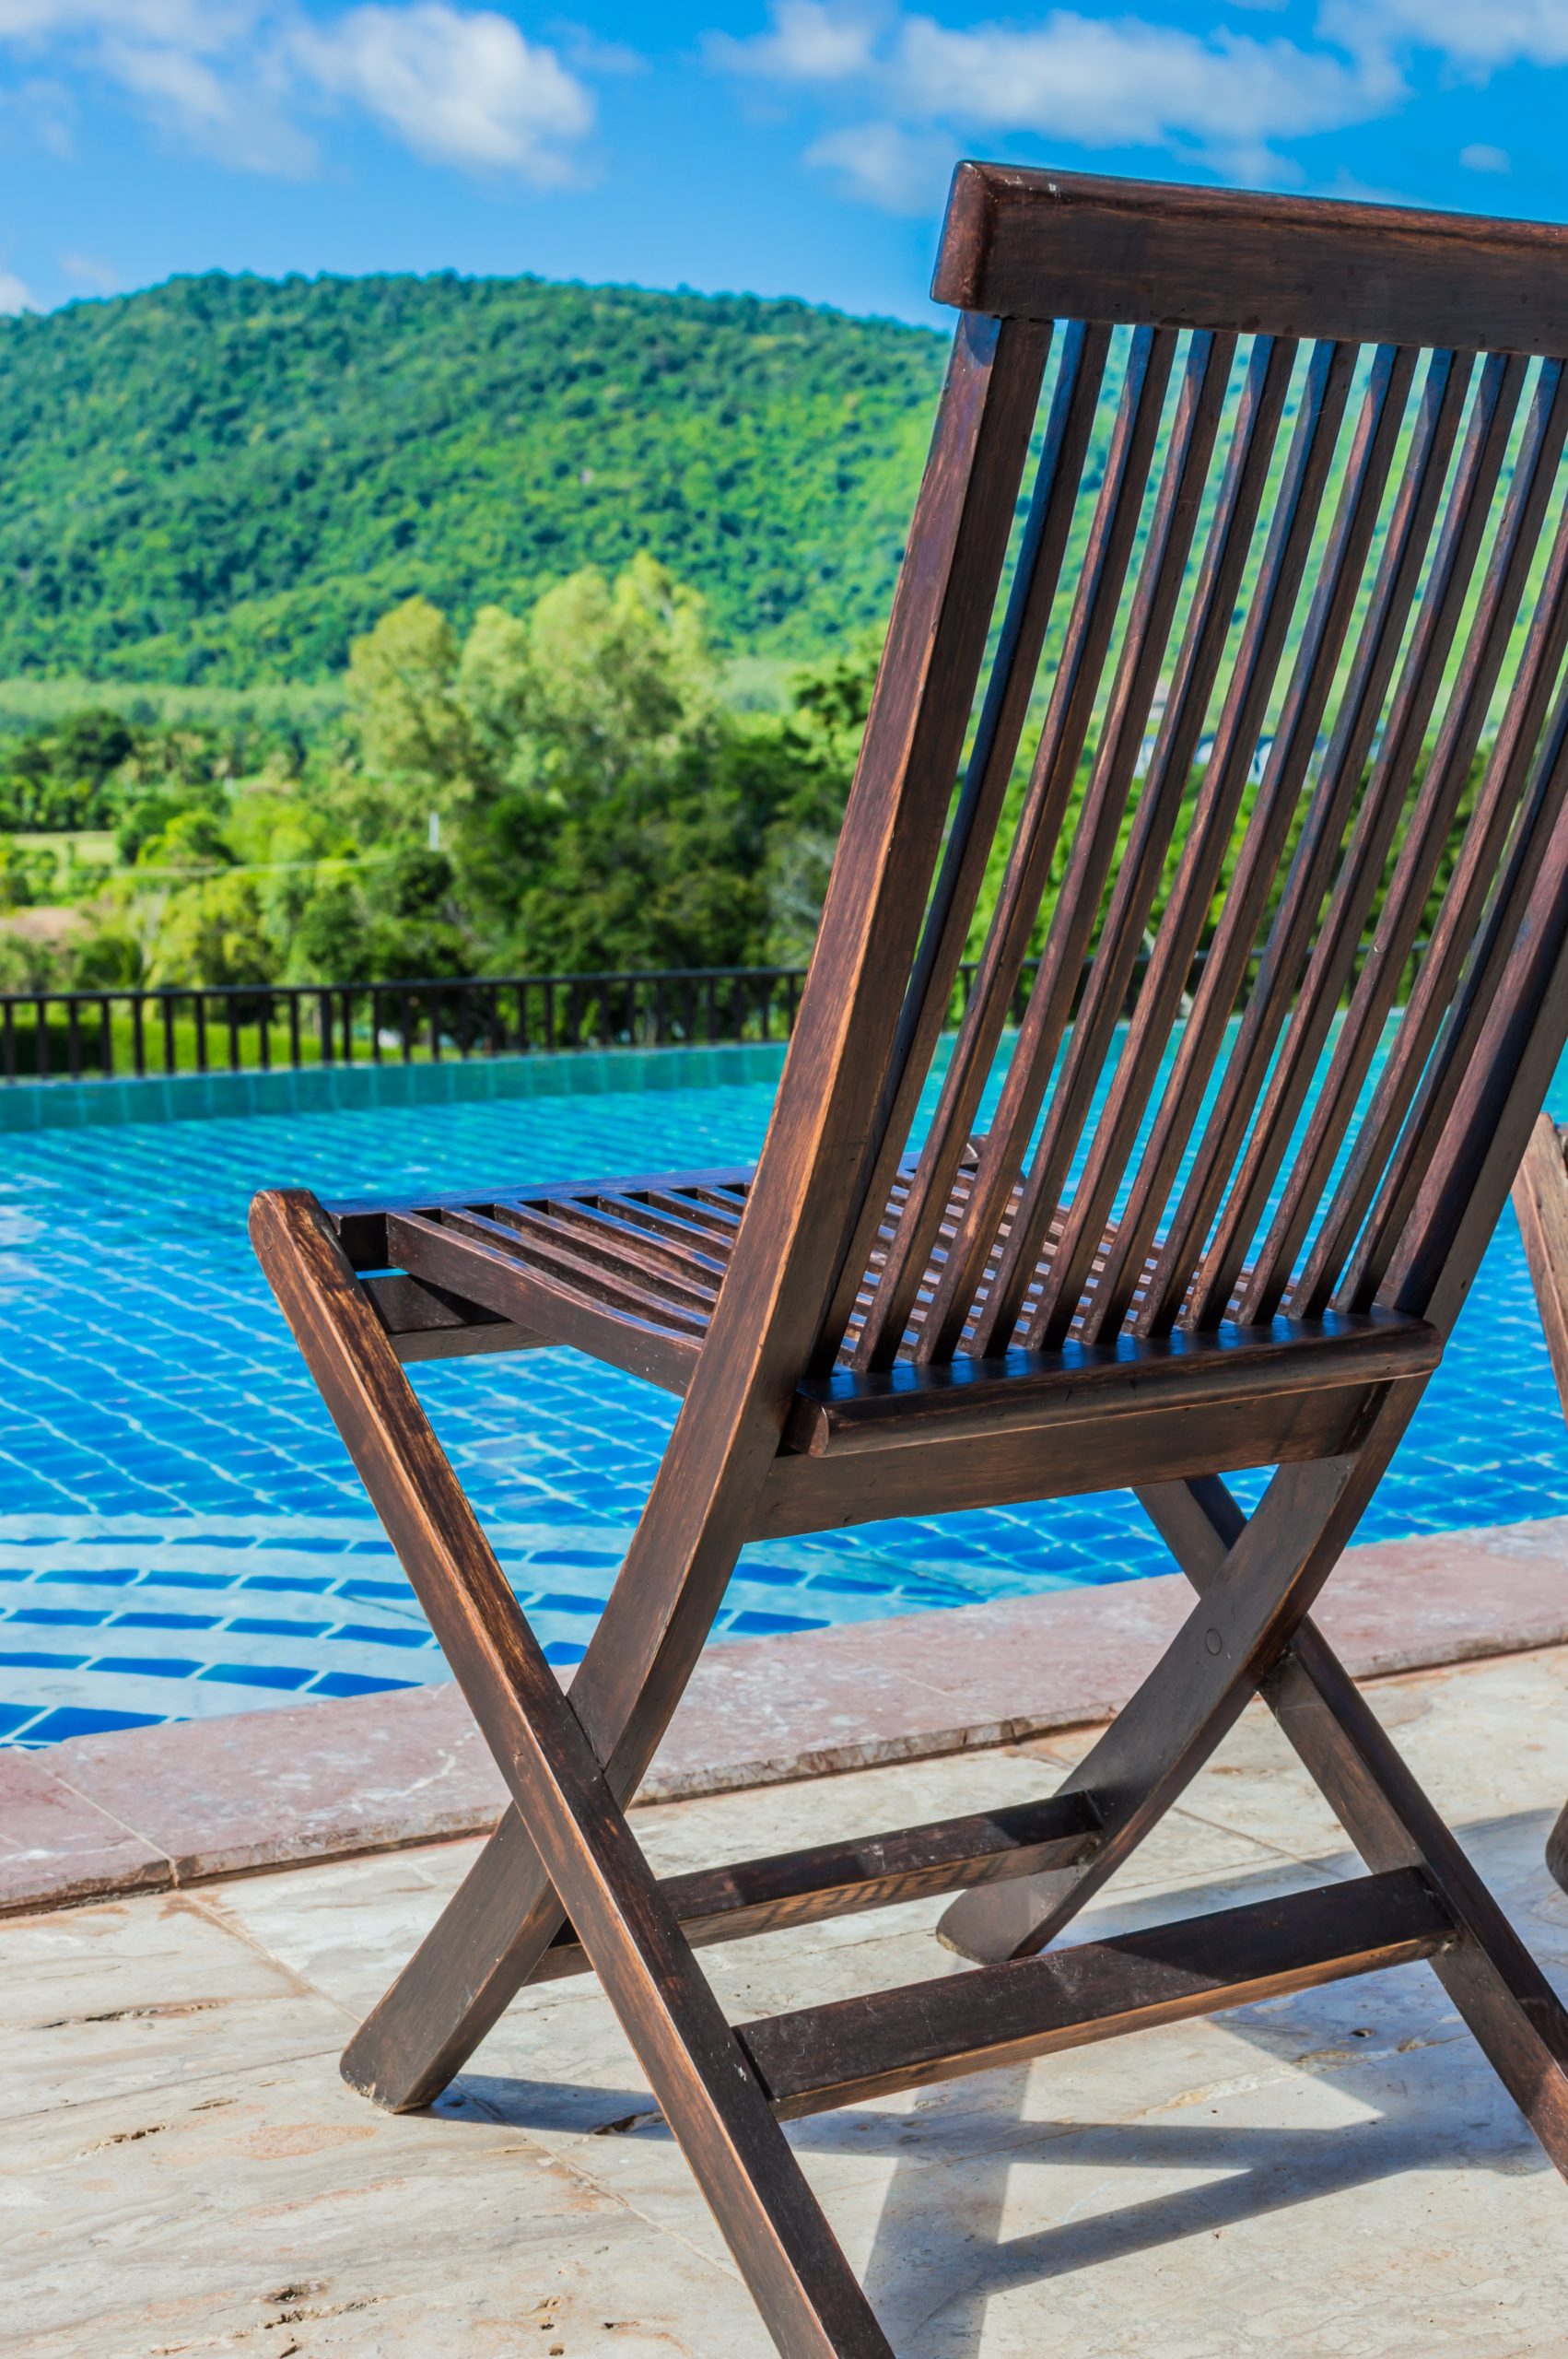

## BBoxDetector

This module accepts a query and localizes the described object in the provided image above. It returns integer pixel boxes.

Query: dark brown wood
[1130,341,1417,1338]
[534,1789,1102,1985]
[784,1309,1439,1457]
[327,1162,755,1267]
[1139,1473,1568,2165]
[939,1449,1365,1962]
[934,160,1568,351]
[1550,1803,1568,1895]
[244,166,1568,2356]
[1050,336,1357,1347]
[1512,1112,1568,1420]
[360,1270,547,1362]
[743,1869,1451,2118]
[1176,343,1492,1332]
[386,1209,703,1393]
[252,1187,892,2359]
[338,304,1050,2135]
[865,322,1178,1367]
[814,317,1108,1377]
[1243,354,1568,1324]
[991,330,1294,1351]
[756,1382,1380,1542]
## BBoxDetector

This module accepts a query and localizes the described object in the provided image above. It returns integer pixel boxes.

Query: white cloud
[712,0,882,82]
[0,268,33,311]
[715,5,1402,195]
[1326,0,1568,71]
[59,247,117,288]
[0,3,603,183]
[1460,140,1511,172]
[892,13,1398,174]
[807,117,953,210]
[0,2,236,33]
[293,5,593,180]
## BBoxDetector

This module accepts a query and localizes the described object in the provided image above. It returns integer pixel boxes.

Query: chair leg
[1549,1801,1568,1895]
[938,1451,1359,1962]
[1141,1474,1568,2175]
[344,1805,565,2110]
[250,1189,891,2359]
[252,1186,759,2114]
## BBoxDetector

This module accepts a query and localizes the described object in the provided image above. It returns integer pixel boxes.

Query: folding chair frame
[1510,1111,1568,1897]
[252,166,1568,2359]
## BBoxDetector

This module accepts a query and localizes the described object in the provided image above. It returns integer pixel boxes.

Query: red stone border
[6,1513,1568,1919]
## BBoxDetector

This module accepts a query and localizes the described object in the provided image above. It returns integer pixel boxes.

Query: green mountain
[0,271,948,687]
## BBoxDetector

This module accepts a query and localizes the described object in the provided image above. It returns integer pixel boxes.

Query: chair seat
[328,1156,1443,1448]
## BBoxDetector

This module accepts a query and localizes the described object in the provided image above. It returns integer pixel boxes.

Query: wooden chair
[252,164,1568,2356]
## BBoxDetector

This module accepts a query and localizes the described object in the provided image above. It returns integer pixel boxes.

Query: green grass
[3,1003,490,1078]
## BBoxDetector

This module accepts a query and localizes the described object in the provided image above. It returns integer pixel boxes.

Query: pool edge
[6,1510,1568,1919]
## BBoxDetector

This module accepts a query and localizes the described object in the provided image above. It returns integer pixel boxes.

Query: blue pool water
[3,1039,1567,1749]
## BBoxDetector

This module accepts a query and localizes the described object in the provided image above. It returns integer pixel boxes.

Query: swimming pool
[4,1037,1566,1749]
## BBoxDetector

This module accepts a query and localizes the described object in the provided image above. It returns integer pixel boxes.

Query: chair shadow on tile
[425,1815,1566,2353]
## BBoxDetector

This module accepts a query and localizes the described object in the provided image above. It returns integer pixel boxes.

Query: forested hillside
[0,272,946,685]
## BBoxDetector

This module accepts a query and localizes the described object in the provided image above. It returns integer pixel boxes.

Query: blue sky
[4,2,1568,326]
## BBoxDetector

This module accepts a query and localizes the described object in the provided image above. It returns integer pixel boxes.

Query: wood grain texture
[252,1185,893,2359]
[1513,1113,1568,1419]
[532,1790,1102,1985]
[754,1381,1378,1541]
[743,1870,1451,2118]
[933,160,1568,350]
[784,1310,1438,1456]
[1141,1472,1568,2169]
[336,307,1048,2126]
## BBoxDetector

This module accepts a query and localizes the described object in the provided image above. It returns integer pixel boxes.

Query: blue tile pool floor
[5,1042,1568,1748]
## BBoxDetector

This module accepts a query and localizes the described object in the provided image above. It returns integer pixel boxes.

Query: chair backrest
[752,164,1568,1379]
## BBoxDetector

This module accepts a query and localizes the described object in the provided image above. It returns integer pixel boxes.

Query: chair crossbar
[532,1790,1104,1987]
[783,1309,1439,1456]
[740,1868,1454,2119]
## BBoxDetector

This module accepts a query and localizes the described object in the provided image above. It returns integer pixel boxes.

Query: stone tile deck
[9,1643,1568,2356]
[7,1512,1568,1920]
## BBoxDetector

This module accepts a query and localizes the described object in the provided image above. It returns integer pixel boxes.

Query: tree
[345,597,474,832]
[146,874,277,987]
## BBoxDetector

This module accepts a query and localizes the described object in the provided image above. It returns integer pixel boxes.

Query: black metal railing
[0,960,1069,1084]
[0,933,1418,1086]
[0,965,834,1083]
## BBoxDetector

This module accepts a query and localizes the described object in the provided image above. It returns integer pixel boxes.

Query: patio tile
[0,1889,350,2126]
[109,1646,1563,2355]
[8,2051,753,2359]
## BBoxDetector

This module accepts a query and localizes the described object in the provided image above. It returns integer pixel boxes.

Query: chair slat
[815,320,1104,1371]
[448,1205,713,1332]
[599,1191,741,1261]
[637,1186,743,1238]
[853,324,1174,1367]
[1059,339,1357,1346]
[1125,344,1418,1337]
[540,1196,729,1293]
[740,1868,1450,2119]
[1176,345,1497,1332]
[956,328,1241,1356]
[1248,357,1568,1320]
[907,330,1194,1366]
[1341,651,1568,1312]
